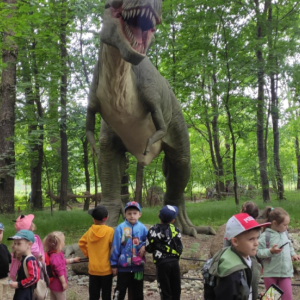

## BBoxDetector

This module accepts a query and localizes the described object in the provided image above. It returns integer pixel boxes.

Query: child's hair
[43,231,65,253]
[262,207,289,224]
[30,223,37,231]
[241,201,259,219]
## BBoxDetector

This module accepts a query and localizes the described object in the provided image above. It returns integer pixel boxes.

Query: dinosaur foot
[175,205,216,238]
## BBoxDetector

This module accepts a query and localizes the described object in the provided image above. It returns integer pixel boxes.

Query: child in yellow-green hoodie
[79,206,114,300]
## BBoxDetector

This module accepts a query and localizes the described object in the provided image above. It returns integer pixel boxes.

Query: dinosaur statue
[86,0,215,237]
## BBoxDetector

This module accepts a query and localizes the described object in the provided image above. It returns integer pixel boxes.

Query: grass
[1,190,300,248]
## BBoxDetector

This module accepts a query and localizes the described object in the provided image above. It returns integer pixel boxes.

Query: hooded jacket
[146,223,183,266]
[79,224,114,276]
[257,228,295,278]
[210,247,260,300]
[110,220,148,273]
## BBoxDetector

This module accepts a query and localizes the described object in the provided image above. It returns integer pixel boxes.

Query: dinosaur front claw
[143,147,150,156]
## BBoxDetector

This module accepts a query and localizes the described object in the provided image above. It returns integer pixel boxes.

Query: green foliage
[1,0,300,205]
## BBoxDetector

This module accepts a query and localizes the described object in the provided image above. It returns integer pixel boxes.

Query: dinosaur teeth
[123,11,127,19]
[152,16,156,26]
[137,8,140,16]
[149,12,153,21]
[141,8,145,17]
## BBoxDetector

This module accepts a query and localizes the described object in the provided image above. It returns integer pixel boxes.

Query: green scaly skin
[86,0,215,236]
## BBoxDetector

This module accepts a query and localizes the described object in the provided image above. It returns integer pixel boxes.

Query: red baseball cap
[224,213,270,240]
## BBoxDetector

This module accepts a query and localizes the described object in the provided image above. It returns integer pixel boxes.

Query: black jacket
[0,244,11,279]
[146,223,183,266]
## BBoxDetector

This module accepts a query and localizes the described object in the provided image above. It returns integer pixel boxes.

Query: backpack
[201,248,226,300]
[201,248,250,300]
[45,252,54,283]
[23,255,49,300]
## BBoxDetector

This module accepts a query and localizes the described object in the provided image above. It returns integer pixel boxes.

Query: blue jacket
[110,220,148,272]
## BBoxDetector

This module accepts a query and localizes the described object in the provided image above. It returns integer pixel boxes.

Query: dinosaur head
[101,0,162,65]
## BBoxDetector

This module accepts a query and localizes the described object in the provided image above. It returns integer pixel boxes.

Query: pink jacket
[48,251,67,292]
[10,234,44,281]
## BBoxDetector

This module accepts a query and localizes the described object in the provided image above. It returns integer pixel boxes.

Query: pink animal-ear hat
[13,214,34,231]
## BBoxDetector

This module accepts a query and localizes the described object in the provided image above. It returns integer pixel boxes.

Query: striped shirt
[13,255,40,300]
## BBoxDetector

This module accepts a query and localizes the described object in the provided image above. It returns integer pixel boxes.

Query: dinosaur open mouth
[114,6,160,54]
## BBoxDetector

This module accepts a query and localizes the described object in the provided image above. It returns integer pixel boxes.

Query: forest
[0,0,300,213]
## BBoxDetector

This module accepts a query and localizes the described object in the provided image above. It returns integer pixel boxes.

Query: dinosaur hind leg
[98,123,126,227]
[163,154,215,237]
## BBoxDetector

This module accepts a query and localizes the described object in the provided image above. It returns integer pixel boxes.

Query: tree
[0,0,18,213]
[254,0,270,202]
[59,0,70,210]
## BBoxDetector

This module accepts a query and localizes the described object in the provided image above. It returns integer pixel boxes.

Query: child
[210,213,270,299]
[44,231,80,300]
[146,205,183,300]
[0,223,11,300]
[241,201,259,220]
[110,201,148,300]
[79,206,114,300]
[8,229,40,300]
[223,201,259,248]
[257,207,300,300]
[10,214,45,281]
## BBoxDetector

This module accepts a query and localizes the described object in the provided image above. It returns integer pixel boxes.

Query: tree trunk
[134,162,144,205]
[225,137,231,189]
[121,173,129,205]
[0,0,17,213]
[59,1,69,210]
[296,136,300,190]
[170,0,176,89]
[82,137,90,211]
[92,153,98,206]
[221,20,239,205]
[268,4,284,200]
[121,155,130,205]
[255,0,270,202]
[211,73,225,196]
[31,42,44,209]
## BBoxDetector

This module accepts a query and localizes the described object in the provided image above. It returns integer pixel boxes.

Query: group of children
[0,201,182,300]
[78,201,182,300]
[211,202,300,300]
[0,200,298,300]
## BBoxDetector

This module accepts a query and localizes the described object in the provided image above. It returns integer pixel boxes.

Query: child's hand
[38,254,43,262]
[112,269,118,276]
[292,254,300,261]
[270,244,282,254]
[139,246,145,257]
[62,282,68,291]
[73,257,81,263]
[9,281,18,289]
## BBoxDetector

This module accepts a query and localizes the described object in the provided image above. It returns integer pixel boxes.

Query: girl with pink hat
[10,214,45,281]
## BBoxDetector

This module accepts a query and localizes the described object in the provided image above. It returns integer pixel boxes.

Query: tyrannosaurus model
[86,0,215,236]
